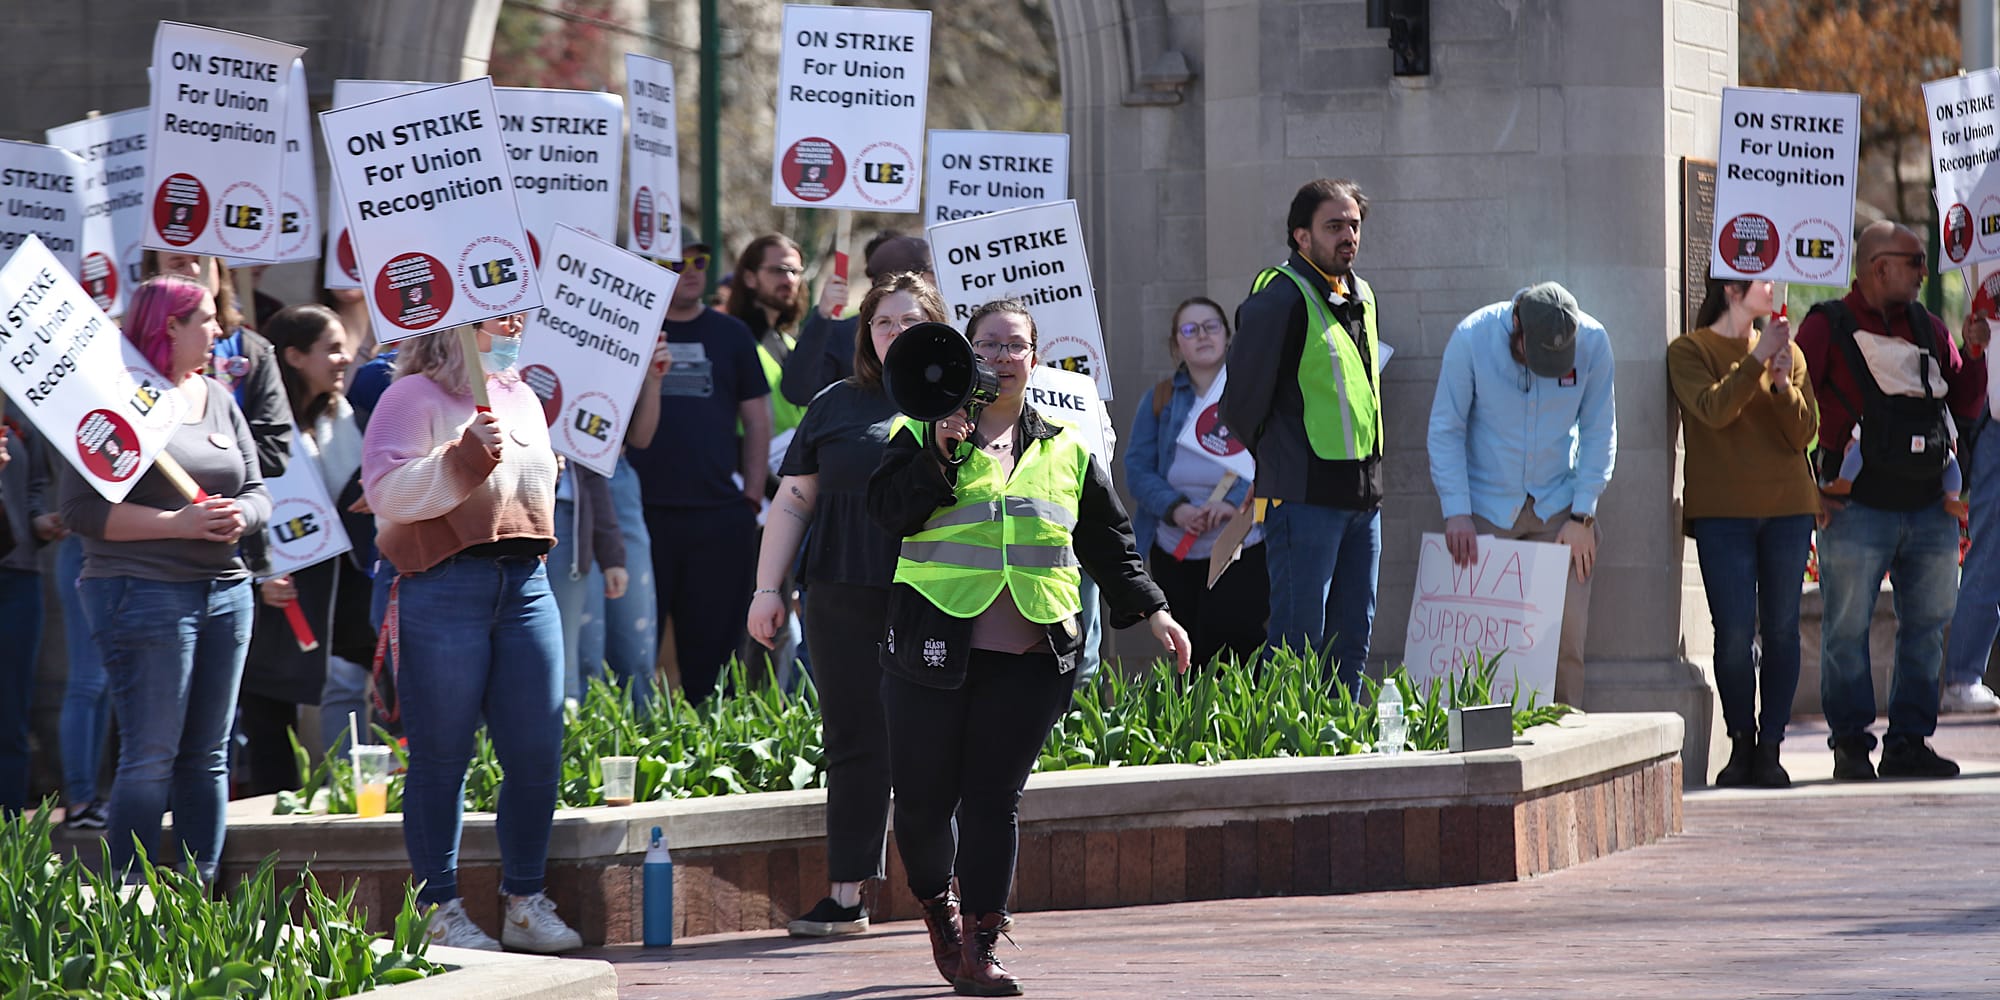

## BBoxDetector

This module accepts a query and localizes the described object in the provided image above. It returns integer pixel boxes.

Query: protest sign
[260,430,353,579]
[1025,364,1109,462]
[515,225,675,477]
[0,141,90,282]
[495,87,623,263]
[624,54,681,262]
[47,108,149,317]
[144,22,303,261]
[319,77,540,344]
[925,130,1069,223]
[0,236,188,502]
[1710,86,1861,285]
[1925,69,2000,269]
[1173,367,1255,483]
[272,59,319,263]
[322,80,437,289]
[770,3,932,212]
[1404,533,1567,706]
[928,199,1111,397]
[1963,259,2000,419]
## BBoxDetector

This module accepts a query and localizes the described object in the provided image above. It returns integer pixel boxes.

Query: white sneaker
[425,898,501,952]
[1941,682,2000,714]
[502,891,584,954]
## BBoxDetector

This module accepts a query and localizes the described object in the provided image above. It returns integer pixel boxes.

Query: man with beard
[1220,178,1383,692]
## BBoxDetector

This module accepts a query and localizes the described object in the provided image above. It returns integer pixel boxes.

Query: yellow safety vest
[1252,265,1382,460]
[758,340,805,435]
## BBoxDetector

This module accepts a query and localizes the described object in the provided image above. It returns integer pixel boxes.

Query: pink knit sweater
[361,371,557,574]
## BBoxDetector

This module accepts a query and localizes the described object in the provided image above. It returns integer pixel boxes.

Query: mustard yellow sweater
[1667,327,1821,531]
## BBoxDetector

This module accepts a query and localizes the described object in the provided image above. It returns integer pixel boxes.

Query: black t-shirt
[779,380,902,587]
[626,307,769,508]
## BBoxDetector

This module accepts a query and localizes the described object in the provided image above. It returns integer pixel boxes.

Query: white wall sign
[623,54,681,262]
[1710,86,1861,285]
[46,110,148,317]
[1025,365,1109,462]
[144,22,303,261]
[0,141,90,283]
[318,77,539,344]
[924,130,1069,224]
[0,236,188,502]
[514,224,676,478]
[1925,69,2000,269]
[770,3,932,213]
[1403,533,1567,707]
[321,80,437,290]
[260,430,353,579]
[495,87,623,263]
[272,58,319,264]
[928,199,1111,397]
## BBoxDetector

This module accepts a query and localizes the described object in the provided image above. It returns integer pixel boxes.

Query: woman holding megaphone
[868,299,1191,996]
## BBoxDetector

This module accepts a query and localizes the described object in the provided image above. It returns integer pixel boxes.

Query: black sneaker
[63,801,108,832]
[1879,739,1960,779]
[1829,734,1876,781]
[788,896,869,938]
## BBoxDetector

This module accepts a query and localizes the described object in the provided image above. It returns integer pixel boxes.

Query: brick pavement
[583,715,2000,999]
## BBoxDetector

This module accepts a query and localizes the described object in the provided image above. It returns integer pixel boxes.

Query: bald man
[1795,220,1990,781]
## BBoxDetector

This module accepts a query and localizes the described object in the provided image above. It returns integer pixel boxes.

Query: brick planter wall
[216,713,1684,945]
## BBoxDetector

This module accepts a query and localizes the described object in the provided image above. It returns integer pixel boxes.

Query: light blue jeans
[1263,501,1381,692]
[1817,499,1960,745]
[588,456,658,699]
[81,575,252,880]
[1946,415,2000,689]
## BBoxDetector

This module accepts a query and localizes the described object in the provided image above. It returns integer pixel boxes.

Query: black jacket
[867,404,1167,688]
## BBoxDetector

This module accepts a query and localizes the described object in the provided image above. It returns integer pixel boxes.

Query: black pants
[804,581,892,882]
[642,503,757,705]
[1149,541,1270,668]
[881,649,1076,916]
[235,689,302,797]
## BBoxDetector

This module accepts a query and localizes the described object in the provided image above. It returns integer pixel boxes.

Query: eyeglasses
[1873,251,1927,270]
[1177,319,1226,339]
[664,251,712,274]
[759,264,804,278]
[971,340,1033,360]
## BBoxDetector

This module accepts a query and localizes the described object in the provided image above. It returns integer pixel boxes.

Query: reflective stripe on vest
[1251,265,1381,460]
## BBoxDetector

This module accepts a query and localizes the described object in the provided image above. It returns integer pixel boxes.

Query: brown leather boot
[917,890,963,985]
[954,912,1021,996]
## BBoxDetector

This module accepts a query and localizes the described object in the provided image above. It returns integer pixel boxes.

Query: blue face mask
[479,334,521,373]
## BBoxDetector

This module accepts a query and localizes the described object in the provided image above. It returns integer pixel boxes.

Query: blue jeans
[1689,515,1814,742]
[0,568,44,815]
[1817,500,1961,745]
[596,457,658,697]
[58,536,112,806]
[391,555,563,906]
[81,576,252,880]
[1263,501,1381,691]
[319,656,370,758]
[1946,415,2000,688]
[551,498,595,702]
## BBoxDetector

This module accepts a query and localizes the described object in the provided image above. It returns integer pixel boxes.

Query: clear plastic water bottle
[1377,681,1406,756]
[643,825,674,947]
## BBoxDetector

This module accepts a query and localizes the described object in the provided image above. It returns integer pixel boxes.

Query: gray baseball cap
[1515,282,1580,378]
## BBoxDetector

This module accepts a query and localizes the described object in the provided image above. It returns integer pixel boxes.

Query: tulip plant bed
[0,809,443,998]
[278,651,1569,816]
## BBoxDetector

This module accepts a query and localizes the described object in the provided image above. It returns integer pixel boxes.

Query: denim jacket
[1126,367,1253,552]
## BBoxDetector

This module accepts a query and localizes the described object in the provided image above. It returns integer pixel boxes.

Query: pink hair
[123,276,210,377]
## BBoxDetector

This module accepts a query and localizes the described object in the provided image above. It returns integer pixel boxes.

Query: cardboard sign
[272,58,318,264]
[925,130,1070,223]
[321,80,438,289]
[1925,69,2000,269]
[318,77,540,345]
[623,54,681,262]
[47,108,150,318]
[514,225,675,477]
[260,426,353,579]
[0,140,90,282]
[769,3,932,213]
[1024,365,1109,462]
[1403,533,1567,707]
[1173,367,1255,483]
[1710,87,1861,285]
[0,236,188,502]
[144,22,303,261]
[928,199,1111,397]
[495,87,624,263]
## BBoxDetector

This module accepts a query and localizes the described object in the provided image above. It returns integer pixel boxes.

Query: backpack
[1811,299,1954,484]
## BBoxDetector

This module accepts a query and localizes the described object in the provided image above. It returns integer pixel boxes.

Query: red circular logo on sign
[1717,213,1779,274]
[632,187,655,250]
[781,137,845,202]
[1945,203,1974,264]
[374,252,453,331]
[152,172,209,247]
[521,364,563,425]
[526,231,543,270]
[76,409,141,483]
[1194,403,1244,458]
[336,230,361,282]
[80,252,118,312]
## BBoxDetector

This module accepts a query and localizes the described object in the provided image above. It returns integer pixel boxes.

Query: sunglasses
[1872,251,1927,270]
[664,250,713,274]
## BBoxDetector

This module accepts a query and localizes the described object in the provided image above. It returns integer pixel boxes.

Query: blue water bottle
[643,825,674,947]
